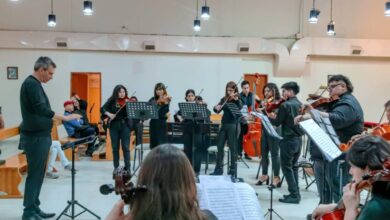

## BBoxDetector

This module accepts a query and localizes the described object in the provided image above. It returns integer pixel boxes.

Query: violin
[265,98,286,113]
[307,95,340,110]
[320,160,390,220]
[100,166,147,205]
[157,94,171,105]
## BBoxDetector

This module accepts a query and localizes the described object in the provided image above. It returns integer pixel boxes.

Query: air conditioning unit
[237,43,250,52]
[351,46,362,55]
[55,38,68,48]
[143,41,156,51]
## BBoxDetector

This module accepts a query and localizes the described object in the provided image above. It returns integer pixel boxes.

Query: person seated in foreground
[106,144,218,220]
[310,135,390,220]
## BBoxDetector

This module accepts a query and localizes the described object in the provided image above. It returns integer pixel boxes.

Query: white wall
[1,49,388,127]
[0,49,277,126]
[302,56,390,122]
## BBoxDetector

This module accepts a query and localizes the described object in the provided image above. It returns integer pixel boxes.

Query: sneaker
[64,164,72,171]
[46,172,59,179]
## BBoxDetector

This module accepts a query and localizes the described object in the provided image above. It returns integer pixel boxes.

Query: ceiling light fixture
[48,0,56,27]
[201,0,210,20]
[308,0,320,24]
[385,1,390,17]
[327,0,335,36]
[83,0,93,16]
[193,0,201,32]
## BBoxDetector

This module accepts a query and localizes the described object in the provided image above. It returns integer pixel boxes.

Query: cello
[320,160,390,220]
[242,74,262,157]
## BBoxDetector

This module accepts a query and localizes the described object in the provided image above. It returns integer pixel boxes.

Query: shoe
[22,213,42,220]
[244,154,252,160]
[36,209,56,218]
[270,177,282,188]
[255,175,269,185]
[210,169,223,175]
[45,172,59,179]
[283,194,301,199]
[64,164,72,171]
[279,195,300,204]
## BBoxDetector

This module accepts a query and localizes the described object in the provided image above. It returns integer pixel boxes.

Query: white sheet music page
[197,175,264,220]
[299,119,342,161]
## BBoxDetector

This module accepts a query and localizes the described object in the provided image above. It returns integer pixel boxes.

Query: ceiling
[0,0,389,41]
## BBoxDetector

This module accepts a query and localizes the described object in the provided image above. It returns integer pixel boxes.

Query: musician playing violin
[256,83,282,188]
[210,81,242,176]
[238,80,261,161]
[296,75,364,204]
[101,85,132,171]
[267,81,304,204]
[148,83,170,149]
[310,135,390,220]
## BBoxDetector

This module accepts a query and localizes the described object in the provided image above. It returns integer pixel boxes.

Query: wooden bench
[51,120,80,161]
[0,126,26,198]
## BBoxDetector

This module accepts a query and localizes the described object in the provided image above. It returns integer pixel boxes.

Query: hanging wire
[51,0,53,13]
[330,0,333,21]
[196,0,199,18]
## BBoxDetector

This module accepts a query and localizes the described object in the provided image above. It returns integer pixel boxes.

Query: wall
[0,49,277,126]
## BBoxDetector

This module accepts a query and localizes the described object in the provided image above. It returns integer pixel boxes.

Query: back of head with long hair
[130,144,206,220]
[108,84,128,102]
[154,82,167,100]
[225,81,238,97]
[347,135,390,198]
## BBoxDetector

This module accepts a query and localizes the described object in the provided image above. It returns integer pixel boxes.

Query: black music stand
[178,102,210,171]
[57,136,100,220]
[126,102,158,172]
[225,102,244,183]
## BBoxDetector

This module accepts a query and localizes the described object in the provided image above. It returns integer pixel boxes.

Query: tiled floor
[0,139,319,220]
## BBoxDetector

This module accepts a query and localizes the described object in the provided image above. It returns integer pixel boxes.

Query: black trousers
[215,123,238,173]
[260,128,281,177]
[21,134,52,215]
[237,123,248,156]
[109,121,131,170]
[150,119,167,149]
[280,136,302,196]
[183,124,204,173]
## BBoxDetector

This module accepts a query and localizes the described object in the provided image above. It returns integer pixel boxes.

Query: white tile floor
[0,139,319,220]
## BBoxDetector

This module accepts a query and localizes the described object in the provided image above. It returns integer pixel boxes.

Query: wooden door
[243,73,268,99]
[71,72,101,124]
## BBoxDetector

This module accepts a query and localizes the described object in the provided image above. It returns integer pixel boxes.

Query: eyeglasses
[327,83,344,90]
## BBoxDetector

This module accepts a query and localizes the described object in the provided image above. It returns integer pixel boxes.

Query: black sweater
[20,75,55,136]
[213,98,242,124]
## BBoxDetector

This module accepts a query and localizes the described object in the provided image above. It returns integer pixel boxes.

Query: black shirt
[270,96,303,138]
[20,75,55,136]
[240,92,253,108]
[148,97,170,120]
[328,92,364,143]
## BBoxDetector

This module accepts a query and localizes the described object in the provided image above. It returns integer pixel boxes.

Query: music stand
[225,102,244,183]
[178,102,210,170]
[126,102,158,171]
[57,136,100,220]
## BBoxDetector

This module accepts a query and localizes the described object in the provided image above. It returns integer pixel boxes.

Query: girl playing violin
[256,83,282,188]
[148,83,170,149]
[311,135,390,220]
[175,89,208,175]
[101,85,131,171]
[210,81,242,175]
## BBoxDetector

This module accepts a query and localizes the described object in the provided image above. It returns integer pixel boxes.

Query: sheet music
[309,109,341,145]
[197,175,264,220]
[251,112,282,140]
[299,119,342,161]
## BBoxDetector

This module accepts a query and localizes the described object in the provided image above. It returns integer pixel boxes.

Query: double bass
[242,74,262,157]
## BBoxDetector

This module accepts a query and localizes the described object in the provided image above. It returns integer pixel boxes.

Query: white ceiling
[1,0,390,41]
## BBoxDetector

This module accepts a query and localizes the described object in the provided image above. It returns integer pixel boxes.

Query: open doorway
[243,73,268,99]
[70,72,101,124]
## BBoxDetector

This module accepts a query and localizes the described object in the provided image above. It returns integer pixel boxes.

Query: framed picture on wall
[7,67,18,80]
